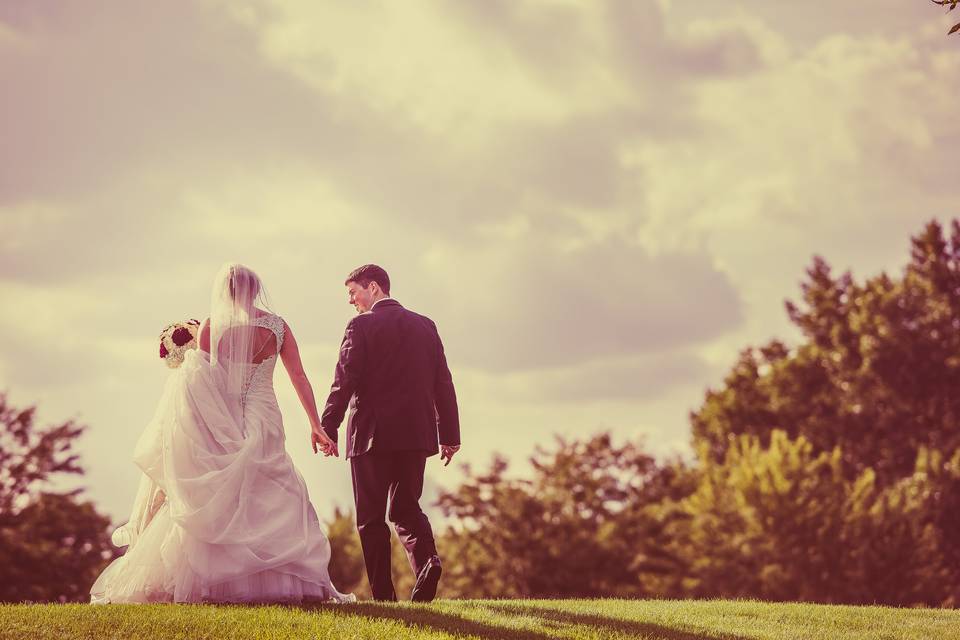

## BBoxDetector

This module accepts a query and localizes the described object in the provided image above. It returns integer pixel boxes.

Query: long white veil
[209,263,268,423]
[110,262,270,549]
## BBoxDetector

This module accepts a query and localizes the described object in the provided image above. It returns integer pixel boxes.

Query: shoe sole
[411,563,442,602]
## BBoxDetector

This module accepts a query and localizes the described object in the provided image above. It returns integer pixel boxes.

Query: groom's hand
[440,445,460,467]
[312,428,338,457]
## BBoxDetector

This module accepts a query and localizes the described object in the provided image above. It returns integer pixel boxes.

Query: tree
[427,220,960,604]
[928,0,960,36]
[906,446,960,606]
[0,393,114,602]
[435,432,693,598]
[669,430,954,606]
[692,220,960,484]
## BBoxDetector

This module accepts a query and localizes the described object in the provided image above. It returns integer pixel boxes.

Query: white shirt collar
[371,296,393,309]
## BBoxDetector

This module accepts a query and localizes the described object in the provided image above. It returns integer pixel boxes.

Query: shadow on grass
[486,603,754,640]
[297,601,554,640]
[294,601,755,640]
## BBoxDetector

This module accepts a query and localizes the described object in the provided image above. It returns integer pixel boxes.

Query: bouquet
[159,319,201,369]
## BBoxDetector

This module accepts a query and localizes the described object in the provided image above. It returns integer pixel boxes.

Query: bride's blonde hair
[209,263,272,410]
[226,263,262,303]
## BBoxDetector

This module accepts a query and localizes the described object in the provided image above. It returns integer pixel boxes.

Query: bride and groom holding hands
[90,263,461,604]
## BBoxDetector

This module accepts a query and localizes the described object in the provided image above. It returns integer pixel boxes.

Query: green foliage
[929,0,960,36]
[692,220,960,484]
[8,220,960,606]
[0,395,84,515]
[0,493,115,603]
[339,221,960,604]
[906,446,960,605]
[0,393,113,603]
[435,433,692,598]
[668,430,957,606]
[394,220,960,605]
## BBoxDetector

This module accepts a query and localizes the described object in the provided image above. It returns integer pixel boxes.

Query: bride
[90,263,354,604]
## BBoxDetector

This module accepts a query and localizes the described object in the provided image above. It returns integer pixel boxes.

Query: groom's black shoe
[410,555,442,602]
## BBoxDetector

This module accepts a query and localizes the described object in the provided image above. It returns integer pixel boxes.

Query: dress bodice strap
[250,314,285,353]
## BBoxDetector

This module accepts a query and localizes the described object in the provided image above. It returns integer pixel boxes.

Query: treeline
[327,220,960,606]
[327,430,959,606]
[4,220,960,605]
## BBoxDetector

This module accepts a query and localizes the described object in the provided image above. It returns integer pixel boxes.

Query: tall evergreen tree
[692,220,960,484]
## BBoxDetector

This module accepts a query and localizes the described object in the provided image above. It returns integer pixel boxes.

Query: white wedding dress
[90,314,354,604]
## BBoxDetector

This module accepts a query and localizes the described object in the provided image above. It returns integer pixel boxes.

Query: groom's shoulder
[345,313,375,330]
[415,310,436,326]
[405,308,438,331]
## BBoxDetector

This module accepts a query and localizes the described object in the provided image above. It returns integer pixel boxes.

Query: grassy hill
[2,598,958,640]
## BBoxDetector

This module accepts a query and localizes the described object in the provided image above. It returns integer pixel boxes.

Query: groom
[319,264,461,602]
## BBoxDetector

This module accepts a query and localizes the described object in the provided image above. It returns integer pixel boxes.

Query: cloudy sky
[1,0,957,523]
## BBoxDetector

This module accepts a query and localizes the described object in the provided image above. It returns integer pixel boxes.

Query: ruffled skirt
[90,350,354,604]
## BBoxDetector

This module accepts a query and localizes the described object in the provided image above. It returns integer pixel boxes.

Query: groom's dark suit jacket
[320,299,460,459]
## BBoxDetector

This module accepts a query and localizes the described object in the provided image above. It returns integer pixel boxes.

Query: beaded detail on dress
[241,314,285,402]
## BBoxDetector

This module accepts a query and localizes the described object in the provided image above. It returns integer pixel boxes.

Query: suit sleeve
[321,318,365,443]
[433,326,460,447]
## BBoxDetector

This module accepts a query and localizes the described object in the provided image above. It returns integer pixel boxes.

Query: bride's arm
[279,321,337,455]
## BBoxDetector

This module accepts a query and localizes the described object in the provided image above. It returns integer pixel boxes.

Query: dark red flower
[171,327,193,347]
[160,342,168,358]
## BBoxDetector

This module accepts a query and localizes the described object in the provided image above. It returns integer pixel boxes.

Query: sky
[1,0,958,524]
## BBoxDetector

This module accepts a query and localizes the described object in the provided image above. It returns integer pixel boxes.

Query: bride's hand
[311,428,338,457]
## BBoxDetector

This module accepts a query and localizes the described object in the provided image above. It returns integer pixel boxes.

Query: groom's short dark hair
[346,264,391,295]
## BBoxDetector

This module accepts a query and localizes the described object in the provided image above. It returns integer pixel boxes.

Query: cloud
[621,22,960,368]
[603,0,787,84]
[0,0,355,206]
[2,0,958,525]
[667,1,957,45]
[0,283,119,388]
[418,234,742,372]
[220,0,575,132]
[434,0,596,86]
[1,0,653,247]
[461,349,713,404]
[668,15,790,76]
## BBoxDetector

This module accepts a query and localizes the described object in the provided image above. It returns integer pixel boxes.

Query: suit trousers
[350,448,438,601]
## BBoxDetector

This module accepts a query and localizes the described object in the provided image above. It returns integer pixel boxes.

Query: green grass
[1,599,958,640]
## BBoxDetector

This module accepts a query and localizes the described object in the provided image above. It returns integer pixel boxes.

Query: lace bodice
[242,314,285,402]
